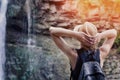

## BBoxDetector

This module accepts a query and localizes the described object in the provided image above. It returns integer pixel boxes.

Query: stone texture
[6,0,120,80]
[103,54,120,80]
[6,35,71,80]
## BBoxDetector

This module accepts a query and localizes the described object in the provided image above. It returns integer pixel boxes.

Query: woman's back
[71,48,100,80]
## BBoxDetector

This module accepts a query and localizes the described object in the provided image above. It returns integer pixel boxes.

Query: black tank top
[70,48,100,80]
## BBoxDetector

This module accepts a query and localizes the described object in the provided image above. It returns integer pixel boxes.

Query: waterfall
[25,0,36,47]
[0,0,8,80]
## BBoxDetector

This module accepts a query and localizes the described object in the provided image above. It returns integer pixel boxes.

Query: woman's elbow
[112,29,117,37]
[49,27,55,35]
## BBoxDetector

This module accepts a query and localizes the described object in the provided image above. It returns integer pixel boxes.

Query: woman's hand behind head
[78,32,97,50]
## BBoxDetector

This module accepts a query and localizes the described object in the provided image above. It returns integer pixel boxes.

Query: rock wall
[6,0,120,80]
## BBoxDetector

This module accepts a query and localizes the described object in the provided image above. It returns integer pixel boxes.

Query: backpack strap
[70,67,72,80]
[87,50,96,61]
[70,60,74,80]
[83,49,100,64]
[69,49,83,80]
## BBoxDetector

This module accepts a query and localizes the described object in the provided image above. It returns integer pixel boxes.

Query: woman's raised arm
[49,27,95,44]
[99,29,117,59]
[49,27,78,64]
[49,27,81,39]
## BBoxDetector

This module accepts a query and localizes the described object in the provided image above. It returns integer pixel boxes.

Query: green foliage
[114,35,120,47]
[116,47,120,54]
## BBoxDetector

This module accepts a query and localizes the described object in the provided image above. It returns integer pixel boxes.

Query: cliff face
[6,0,71,80]
[6,0,120,80]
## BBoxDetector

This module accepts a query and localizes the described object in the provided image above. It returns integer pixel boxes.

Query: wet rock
[7,0,26,17]
[6,0,120,80]
[57,22,71,27]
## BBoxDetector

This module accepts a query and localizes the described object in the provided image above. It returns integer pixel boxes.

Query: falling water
[0,0,8,80]
[26,0,36,47]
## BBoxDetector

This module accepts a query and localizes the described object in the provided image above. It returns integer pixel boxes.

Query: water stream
[0,0,8,80]
[26,0,36,47]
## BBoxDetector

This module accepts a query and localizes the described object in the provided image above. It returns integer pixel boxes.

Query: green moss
[116,47,120,54]
[115,36,120,45]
